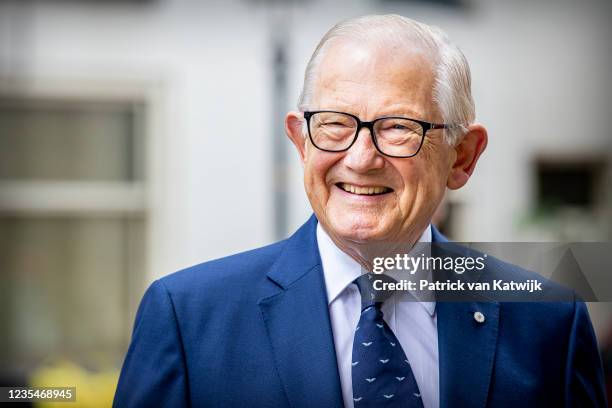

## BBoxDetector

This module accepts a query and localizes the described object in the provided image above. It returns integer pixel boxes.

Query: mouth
[336,182,393,196]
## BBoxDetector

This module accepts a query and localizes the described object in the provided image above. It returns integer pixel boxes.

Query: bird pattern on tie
[351,274,424,407]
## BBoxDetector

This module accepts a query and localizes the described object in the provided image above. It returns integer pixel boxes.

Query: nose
[343,127,385,173]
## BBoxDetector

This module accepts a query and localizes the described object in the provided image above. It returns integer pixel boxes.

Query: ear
[447,123,488,190]
[285,111,308,163]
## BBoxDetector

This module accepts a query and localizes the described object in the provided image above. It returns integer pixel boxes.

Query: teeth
[339,183,389,195]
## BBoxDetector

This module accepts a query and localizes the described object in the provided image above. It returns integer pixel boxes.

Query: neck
[319,222,430,272]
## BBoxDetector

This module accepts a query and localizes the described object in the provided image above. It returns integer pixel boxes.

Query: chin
[327,213,388,244]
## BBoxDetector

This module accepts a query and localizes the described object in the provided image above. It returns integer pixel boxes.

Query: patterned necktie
[351,273,424,407]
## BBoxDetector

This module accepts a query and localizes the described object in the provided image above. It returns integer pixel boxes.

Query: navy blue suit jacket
[114,216,606,407]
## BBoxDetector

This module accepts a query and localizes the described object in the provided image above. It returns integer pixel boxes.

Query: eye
[381,123,410,132]
[378,119,420,134]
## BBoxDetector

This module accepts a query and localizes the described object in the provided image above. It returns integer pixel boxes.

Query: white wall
[1,0,275,278]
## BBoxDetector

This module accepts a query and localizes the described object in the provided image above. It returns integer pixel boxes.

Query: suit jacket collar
[431,224,449,244]
[258,215,344,408]
[264,214,321,290]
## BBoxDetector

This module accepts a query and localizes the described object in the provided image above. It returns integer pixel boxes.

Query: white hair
[297,14,475,144]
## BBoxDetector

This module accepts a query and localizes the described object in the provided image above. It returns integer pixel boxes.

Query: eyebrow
[314,108,426,121]
[376,104,424,119]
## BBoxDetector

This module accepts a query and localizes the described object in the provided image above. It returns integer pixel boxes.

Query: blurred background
[0,0,610,405]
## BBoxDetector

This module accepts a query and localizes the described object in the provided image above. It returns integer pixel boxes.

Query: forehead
[312,40,437,119]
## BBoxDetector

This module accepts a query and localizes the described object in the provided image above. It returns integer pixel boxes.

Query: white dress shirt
[317,223,439,408]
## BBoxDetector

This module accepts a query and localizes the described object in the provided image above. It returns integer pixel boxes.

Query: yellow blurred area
[29,361,118,408]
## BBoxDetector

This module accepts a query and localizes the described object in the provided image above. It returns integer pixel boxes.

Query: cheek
[303,152,338,196]
[395,160,430,194]
[396,150,451,203]
[422,152,453,202]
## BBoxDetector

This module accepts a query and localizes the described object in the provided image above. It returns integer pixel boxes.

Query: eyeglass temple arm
[431,123,451,130]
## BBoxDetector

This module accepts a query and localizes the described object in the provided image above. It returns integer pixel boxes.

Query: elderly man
[114,15,606,407]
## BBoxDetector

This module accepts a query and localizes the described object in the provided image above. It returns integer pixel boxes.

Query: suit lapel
[437,301,499,408]
[258,216,344,408]
[433,226,500,408]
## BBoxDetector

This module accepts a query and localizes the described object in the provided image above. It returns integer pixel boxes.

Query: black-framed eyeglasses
[303,110,453,158]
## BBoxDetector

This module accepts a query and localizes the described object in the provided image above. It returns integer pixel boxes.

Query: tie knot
[353,273,396,311]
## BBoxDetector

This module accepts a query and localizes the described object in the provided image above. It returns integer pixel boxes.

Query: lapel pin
[473,311,485,323]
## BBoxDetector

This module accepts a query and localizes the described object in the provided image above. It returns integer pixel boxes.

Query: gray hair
[297,14,474,144]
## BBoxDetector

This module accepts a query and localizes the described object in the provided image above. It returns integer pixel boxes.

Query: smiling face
[287,40,470,254]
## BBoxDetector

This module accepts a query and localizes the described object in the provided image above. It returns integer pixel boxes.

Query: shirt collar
[317,223,362,306]
[317,222,435,316]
